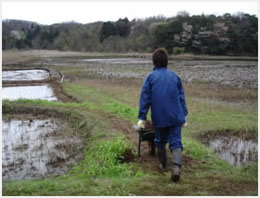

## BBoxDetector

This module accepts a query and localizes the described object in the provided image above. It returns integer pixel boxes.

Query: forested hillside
[2,12,258,56]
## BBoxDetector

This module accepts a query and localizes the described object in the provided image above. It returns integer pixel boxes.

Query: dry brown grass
[184,83,257,102]
[68,77,257,110]
[170,53,258,61]
[3,49,257,106]
[2,50,151,65]
[2,50,28,64]
[73,78,143,107]
[3,50,256,65]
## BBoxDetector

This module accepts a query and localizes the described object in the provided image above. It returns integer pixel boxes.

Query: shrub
[173,47,185,54]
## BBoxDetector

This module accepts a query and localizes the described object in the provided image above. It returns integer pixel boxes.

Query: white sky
[1,1,259,25]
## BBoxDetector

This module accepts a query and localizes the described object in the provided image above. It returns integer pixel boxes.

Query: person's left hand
[182,118,188,127]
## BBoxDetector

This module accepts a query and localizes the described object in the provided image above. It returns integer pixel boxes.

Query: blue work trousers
[154,126,183,151]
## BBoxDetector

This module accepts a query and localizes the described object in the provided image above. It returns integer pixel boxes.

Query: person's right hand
[137,120,145,129]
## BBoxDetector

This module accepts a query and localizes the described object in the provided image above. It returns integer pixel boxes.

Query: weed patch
[71,137,136,178]
[103,102,138,123]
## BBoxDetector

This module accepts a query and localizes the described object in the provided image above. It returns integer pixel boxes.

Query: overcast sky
[2,1,259,25]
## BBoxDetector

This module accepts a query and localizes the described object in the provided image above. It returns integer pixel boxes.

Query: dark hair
[152,48,168,67]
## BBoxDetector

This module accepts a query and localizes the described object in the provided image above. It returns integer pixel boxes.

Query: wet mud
[2,69,50,81]
[81,58,151,65]
[2,65,82,180]
[2,66,76,102]
[2,58,257,182]
[202,135,258,166]
[34,57,257,89]
[175,61,258,89]
[2,115,84,180]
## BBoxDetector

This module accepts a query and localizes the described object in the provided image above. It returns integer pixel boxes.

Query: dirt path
[93,109,199,175]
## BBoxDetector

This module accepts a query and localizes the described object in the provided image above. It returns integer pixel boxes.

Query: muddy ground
[2,104,89,181]
[2,53,258,195]
[2,113,84,180]
[26,57,258,89]
[2,66,77,102]
[2,65,62,85]
[2,65,85,181]
[2,69,50,81]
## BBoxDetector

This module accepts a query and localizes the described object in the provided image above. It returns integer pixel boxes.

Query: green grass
[185,98,258,139]
[4,98,98,110]
[3,101,145,196]
[2,80,258,196]
[103,102,138,123]
[64,83,258,138]
[70,136,136,178]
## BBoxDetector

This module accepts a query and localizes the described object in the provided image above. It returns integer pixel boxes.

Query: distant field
[2,49,257,65]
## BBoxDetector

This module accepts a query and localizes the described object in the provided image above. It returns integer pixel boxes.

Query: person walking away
[136,48,188,182]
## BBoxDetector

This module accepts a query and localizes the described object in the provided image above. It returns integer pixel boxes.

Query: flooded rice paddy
[2,67,83,180]
[36,58,257,89]
[205,136,258,166]
[2,116,84,180]
[2,68,59,101]
[2,84,57,101]
[81,58,151,64]
[2,69,50,81]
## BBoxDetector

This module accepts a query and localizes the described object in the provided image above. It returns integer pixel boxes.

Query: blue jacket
[138,67,188,128]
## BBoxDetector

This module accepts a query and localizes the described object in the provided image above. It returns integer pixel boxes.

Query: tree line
[2,12,258,56]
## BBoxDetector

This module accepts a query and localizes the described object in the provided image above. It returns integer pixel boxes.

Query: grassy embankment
[2,76,257,195]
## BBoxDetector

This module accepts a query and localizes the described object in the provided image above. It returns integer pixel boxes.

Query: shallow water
[205,136,258,166]
[2,118,83,180]
[36,58,257,88]
[3,70,50,81]
[2,84,57,101]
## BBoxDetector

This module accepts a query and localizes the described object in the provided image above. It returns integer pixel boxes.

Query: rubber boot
[171,148,182,182]
[157,146,167,172]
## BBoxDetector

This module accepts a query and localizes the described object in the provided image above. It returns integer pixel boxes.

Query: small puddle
[2,84,57,101]
[204,136,258,166]
[3,69,50,81]
[2,117,84,180]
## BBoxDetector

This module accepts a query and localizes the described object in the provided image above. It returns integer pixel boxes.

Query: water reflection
[2,85,57,101]
[206,136,258,166]
[3,70,50,81]
[2,118,83,180]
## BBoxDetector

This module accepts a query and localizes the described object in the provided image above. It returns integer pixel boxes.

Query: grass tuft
[70,136,137,178]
